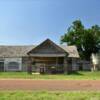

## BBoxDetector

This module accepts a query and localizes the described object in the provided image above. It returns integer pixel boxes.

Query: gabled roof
[28,39,67,55]
[0,39,79,58]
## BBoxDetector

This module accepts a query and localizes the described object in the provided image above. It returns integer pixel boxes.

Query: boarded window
[8,62,19,70]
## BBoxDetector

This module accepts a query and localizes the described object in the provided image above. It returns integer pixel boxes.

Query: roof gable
[28,39,66,55]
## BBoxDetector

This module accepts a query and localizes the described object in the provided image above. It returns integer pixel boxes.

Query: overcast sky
[0,0,100,45]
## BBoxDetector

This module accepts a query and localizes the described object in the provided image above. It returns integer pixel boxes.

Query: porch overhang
[28,54,66,57]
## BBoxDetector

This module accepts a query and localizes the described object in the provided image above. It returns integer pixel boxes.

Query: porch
[27,56,73,74]
[30,57,65,74]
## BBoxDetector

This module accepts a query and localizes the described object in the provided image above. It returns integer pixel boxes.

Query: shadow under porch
[30,57,64,74]
[27,56,73,74]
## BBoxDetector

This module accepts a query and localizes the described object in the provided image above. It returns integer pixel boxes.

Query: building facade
[0,39,80,73]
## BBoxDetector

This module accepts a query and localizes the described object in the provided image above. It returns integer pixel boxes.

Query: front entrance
[31,57,64,74]
[0,62,4,72]
[34,63,46,74]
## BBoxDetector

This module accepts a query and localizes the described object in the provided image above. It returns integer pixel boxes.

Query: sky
[0,0,100,45]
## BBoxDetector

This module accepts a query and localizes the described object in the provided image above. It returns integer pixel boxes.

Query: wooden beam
[56,57,58,66]
[27,56,32,74]
[64,56,67,74]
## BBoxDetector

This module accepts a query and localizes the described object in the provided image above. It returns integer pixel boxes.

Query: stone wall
[0,57,29,72]
[72,58,79,71]
[22,57,29,71]
[4,57,22,71]
[77,60,92,71]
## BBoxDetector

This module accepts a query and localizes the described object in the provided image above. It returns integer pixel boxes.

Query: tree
[82,29,98,59]
[61,20,100,60]
[91,25,100,50]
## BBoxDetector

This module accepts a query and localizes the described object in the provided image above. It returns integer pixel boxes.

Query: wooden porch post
[67,58,73,74]
[27,56,32,74]
[56,57,58,66]
[56,57,58,73]
[64,56,68,74]
[64,56,73,74]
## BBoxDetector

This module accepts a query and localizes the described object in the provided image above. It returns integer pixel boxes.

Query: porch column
[64,57,73,74]
[27,56,32,74]
[56,57,58,66]
[64,56,68,74]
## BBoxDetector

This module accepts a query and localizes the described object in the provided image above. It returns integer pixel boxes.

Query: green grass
[0,71,100,80]
[0,91,100,100]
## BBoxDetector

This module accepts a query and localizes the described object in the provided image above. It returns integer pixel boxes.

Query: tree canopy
[61,20,100,60]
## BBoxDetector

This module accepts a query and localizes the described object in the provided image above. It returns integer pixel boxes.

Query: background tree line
[61,20,100,60]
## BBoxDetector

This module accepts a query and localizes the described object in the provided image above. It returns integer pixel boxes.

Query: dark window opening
[8,62,19,70]
[0,62,4,71]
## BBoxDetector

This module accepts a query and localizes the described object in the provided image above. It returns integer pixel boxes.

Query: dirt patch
[0,79,100,91]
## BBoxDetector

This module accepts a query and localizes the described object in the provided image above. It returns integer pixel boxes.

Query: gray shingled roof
[0,45,79,58]
[0,45,36,57]
[60,45,80,58]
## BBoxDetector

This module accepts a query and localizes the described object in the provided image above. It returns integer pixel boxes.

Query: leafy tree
[91,25,100,50]
[82,29,98,59]
[61,20,100,60]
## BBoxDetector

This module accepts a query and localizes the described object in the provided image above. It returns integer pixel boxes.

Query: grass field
[0,91,100,100]
[0,71,100,80]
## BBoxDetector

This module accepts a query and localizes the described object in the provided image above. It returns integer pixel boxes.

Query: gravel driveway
[0,79,100,91]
